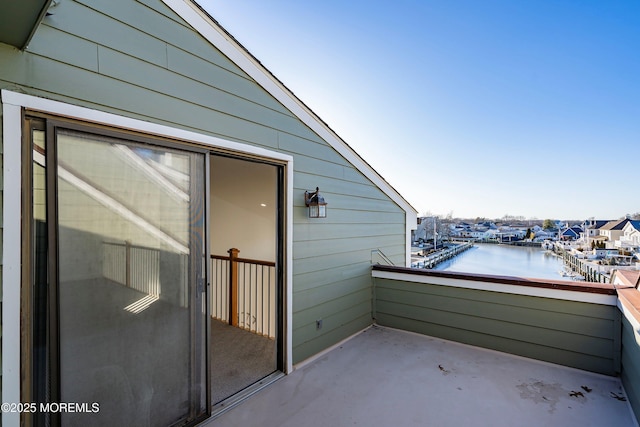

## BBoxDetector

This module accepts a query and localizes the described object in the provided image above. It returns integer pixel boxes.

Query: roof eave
[0,0,53,50]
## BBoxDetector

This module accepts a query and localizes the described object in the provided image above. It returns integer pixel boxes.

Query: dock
[503,241,542,247]
[553,245,610,283]
[412,241,474,269]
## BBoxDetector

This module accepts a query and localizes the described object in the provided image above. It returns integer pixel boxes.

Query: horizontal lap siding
[0,0,407,366]
[621,316,640,418]
[292,194,404,362]
[374,277,619,375]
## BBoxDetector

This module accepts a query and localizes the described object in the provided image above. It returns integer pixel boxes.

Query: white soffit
[162,0,418,223]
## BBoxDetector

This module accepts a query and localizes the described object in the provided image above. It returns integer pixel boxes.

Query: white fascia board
[372,269,618,306]
[162,0,418,262]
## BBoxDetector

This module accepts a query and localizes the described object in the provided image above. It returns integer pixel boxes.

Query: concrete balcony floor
[209,325,637,427]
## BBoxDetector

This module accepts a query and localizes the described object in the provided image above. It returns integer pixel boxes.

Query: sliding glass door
[27,120,208,426]
[23,116,286,426]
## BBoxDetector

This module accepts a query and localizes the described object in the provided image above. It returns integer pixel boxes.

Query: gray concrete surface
[207,325,638,427]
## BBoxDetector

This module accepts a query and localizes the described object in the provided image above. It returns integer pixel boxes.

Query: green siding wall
[374,277,621,375]
[621,315,640,419]
[0,0,406,367]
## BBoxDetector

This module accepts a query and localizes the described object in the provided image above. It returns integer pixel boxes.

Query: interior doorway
[209,155,282,405]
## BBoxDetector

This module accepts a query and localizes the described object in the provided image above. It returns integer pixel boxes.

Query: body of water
[433,243,566,280]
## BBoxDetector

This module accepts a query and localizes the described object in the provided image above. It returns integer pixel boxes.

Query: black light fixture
[304,187,327,218]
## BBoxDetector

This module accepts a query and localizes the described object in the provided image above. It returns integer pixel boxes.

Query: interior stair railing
[211,248,276,338]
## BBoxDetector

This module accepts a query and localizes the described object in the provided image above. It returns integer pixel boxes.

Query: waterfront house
[594,247,620,259]
[583,219,614,246]
[560,225,583,241]
[493,225,526,242]
[600,219,633,249]
[449,222,470,239]
[469,229,489,240]
[3,2,640,427]
[617,220,640,252]
[533,229,555,241]
[467,222,493,240]
[528,225,554,242]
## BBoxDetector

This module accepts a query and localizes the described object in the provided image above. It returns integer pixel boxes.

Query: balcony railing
[371,264,640,420]
[372,264,621,375]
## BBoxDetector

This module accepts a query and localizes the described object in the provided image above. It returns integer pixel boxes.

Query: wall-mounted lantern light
[304,187,327,218]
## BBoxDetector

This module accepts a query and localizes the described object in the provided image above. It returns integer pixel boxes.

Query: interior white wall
[210,155,277,262]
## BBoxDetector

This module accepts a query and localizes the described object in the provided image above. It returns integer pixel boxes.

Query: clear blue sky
[200,1,639,221]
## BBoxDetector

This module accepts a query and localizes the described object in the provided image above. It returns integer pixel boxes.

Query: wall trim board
[372,268,618,306]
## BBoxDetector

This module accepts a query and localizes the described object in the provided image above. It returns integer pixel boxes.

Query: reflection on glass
[56,130,205,426]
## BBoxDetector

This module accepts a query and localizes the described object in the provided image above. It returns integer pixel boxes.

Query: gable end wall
[0,0,408,368]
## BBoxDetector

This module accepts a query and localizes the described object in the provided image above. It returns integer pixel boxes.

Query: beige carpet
[211,319,277,404]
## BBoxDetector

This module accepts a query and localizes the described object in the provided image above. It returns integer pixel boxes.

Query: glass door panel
[55,129,206,426]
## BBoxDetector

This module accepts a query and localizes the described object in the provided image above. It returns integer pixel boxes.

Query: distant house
[583,219,613,246]
[475,221,496,230]
[599,219,633,249]
[492,226,524,242]
[0,1,417,425]
[594,247,619,259]
[469,222,496,240]
[560,225,583,241]
[616,220,640,251]
[544,222,560,234]
[470,229,491,240]
[554,220,568,230]
[449,223,472,238]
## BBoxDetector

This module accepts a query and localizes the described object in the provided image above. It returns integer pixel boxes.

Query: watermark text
[1,402,100,413]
